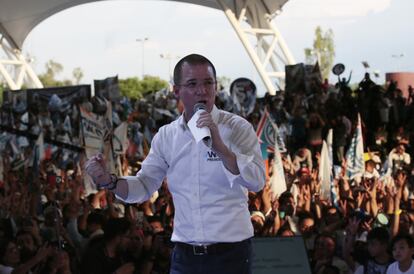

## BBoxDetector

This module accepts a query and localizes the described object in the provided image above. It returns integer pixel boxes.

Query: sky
[22,0,413,96]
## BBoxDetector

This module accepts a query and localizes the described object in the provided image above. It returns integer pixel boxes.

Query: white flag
[35,132,45,162]
[269,125,287,199]
[346,114,365,180]
[319,140,332,200]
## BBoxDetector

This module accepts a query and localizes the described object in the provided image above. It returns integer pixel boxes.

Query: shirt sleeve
[115,130,169,203]
[222,118,265,192]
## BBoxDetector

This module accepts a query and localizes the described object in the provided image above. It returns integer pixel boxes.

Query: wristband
[395,209,402,216]
[98,174,118,190]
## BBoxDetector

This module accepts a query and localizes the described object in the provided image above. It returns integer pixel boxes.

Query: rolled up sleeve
[115,130,168,203]
[222,120,265,192]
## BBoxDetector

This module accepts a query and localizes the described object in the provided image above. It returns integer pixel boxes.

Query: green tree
[217,76,231,90]
[0,83,4,104]
[119,76,168,99]
[38,59,73,87]
[304,26,335,80]
[72,67,84,84]
[119,77,143,99]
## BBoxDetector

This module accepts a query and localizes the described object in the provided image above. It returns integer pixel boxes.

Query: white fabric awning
[0,0,288,49]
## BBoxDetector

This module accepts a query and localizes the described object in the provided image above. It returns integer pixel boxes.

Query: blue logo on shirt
[206,151,221,161]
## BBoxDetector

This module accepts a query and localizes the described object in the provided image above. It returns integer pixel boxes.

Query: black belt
[174,239,250,256]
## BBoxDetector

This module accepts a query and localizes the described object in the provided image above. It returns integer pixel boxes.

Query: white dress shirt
[386,260,414,274]
[117,105,265,244]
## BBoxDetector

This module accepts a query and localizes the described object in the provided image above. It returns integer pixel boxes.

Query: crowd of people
[0,70,414,274]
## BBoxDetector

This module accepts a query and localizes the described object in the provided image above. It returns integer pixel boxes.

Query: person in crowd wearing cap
[85,53,265,274]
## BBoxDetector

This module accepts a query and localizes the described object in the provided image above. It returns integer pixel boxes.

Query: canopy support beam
[0,30,43,90]
[216,0,295,94]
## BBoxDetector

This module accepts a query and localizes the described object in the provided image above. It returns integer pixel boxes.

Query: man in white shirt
[85,54,265,274]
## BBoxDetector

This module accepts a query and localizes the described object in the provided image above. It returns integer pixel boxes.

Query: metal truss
[0,32,43,90]
[216,0,295,94]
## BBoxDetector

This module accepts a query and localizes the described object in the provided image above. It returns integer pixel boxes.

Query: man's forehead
[181,62,215,80]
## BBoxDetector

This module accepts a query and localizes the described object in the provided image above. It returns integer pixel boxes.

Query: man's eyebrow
[183,77,214,83]
[184,78,196,82]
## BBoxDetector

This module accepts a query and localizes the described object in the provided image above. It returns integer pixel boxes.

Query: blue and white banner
[230,77,256,117]
[256,108,286,159]
[346,114,365,180]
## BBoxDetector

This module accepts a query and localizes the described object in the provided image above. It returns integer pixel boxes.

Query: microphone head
[193,103,206,112]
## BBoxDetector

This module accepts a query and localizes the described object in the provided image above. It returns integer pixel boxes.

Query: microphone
[193,102,206,112]
[193,103,212,148]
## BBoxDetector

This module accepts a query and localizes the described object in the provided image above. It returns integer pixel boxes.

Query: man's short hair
[278,191,293,205]
[103,218,130,241]
[87,211,105,226]
[391,233,414,249]
[367,227,389,244]
[173,54,216,85]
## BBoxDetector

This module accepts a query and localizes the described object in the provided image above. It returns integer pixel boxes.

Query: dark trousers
[169,239,252,274]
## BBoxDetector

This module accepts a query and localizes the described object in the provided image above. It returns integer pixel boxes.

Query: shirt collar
[178,105,220,130]
[210,105,220,124]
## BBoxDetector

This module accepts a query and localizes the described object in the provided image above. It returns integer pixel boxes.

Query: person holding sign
[85,54,265,274]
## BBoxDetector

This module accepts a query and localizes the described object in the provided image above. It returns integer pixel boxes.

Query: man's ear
[173,85,180,98]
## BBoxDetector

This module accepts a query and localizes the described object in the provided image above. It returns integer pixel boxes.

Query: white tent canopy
[0,0,293,93]
[0,0,288,49]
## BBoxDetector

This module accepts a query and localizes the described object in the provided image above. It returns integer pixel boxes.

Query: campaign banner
[304,62,323,94]
[26,85,91,113]
[2,89,27,111]
[230,77,256,117]
[94,76,121,102]
[252,237,311,274]
[285,63,305,94]
[113,122,128,155]
[102,98,113,141]
[80,107,105,158]
[1,90,27,129]
[256,108,286,159]
[285,62,321,94]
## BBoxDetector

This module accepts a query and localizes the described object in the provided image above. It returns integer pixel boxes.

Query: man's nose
[195,84,207,95]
